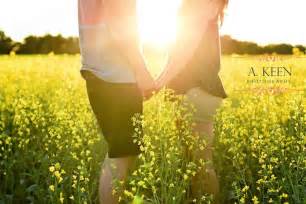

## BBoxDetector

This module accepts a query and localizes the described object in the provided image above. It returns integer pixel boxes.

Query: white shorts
[185,87,223,123]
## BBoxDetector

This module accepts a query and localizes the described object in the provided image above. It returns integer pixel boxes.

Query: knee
[108,156,137,180]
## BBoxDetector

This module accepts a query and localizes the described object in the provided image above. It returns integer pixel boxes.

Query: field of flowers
[0,54,305,204]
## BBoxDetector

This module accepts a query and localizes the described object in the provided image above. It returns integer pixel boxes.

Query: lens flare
[137,0,182,48]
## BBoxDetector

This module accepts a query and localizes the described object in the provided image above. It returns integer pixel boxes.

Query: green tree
[0,30,14,54]
[17,34,79,54]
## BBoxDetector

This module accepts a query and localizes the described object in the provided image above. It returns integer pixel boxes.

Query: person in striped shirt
[78,0,155,203]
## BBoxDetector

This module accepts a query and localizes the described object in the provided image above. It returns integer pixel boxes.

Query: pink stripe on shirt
[78,0,105,25]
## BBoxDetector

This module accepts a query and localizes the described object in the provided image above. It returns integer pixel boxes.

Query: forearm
[159,0,220,84]
[163,23,207,80]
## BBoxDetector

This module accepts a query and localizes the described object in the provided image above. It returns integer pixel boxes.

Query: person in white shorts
[157,0,229,203]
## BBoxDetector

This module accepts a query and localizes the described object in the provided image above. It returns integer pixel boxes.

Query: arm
[157,0,221,88]
[104,0,155,96]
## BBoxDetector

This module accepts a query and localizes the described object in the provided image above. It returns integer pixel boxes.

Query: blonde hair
[218,0,229,25]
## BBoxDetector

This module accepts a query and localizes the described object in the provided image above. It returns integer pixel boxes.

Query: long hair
[218,0,229,25]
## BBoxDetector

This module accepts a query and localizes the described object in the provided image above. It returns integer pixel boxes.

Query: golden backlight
[137,0,182,48]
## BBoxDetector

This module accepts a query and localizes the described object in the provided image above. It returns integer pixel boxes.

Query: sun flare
[137,0,182,48]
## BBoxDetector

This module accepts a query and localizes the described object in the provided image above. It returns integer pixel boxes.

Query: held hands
[135,67,171,99]
[135,69,156,99]
[155,69,171,91]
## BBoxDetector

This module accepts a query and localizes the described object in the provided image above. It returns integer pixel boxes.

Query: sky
[0,0,305,45]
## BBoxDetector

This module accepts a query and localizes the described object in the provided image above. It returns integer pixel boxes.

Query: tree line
[221,35,305,55]
[0,31,79,54]
[0,30,305,55]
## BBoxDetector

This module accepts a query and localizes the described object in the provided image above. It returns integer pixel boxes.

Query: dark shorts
[81,70,142,158]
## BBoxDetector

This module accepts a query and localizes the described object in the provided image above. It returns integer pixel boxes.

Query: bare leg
[191,122,220,204]
[99,154,137,204]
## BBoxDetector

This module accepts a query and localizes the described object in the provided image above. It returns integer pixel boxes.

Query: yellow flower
[55,162,61,170]
[49,185,55,192]
[60,192,64,203]
[280,193,288,198]
[137,181,145,187]
[242,185,249,192]
[124,190,134,198]
[49,166,55,173]
[252,196,259,204]
[54,171,61,179]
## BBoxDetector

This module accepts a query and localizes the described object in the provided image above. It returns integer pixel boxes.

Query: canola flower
[0,54,305,203]
[0,55,105,203]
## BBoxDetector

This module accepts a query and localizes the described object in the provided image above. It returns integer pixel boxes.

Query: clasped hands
[135,67,171,99]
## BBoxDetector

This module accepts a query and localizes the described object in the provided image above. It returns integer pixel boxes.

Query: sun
[137,0,182,48]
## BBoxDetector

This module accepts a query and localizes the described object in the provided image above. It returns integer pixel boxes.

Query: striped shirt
[78,0,136,83]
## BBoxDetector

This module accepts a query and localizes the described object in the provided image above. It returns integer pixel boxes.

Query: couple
[78,0,228,203]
